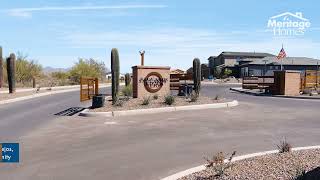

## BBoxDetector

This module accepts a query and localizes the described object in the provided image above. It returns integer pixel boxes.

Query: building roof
[241,57,320,66]
[170,69,185,74]
[219,51,275,57]
[207,56,217,60]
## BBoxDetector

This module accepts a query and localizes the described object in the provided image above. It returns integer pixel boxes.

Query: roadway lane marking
[104,121,118,125]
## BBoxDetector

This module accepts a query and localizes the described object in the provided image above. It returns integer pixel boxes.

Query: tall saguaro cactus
[32,77,36,88]
[0,46,3,88]
[193,58,201,96]
[7,53,16,93]
[111,48,120,104]
[125,73,131,86]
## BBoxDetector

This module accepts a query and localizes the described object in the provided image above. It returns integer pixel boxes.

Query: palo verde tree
[69,58,107,84]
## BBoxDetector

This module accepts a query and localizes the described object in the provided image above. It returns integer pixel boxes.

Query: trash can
[92,95,105,109]
[178,85,193,96]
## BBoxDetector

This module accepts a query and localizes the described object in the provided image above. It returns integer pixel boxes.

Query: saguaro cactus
[193,58,201,96]
[125,73,131,86]
[7,53,16,93]
[0,46,3,88]
[111,48,120,104]
[32,77,36,88]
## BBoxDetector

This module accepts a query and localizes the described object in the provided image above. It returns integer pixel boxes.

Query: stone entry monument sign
[132,66,170,98]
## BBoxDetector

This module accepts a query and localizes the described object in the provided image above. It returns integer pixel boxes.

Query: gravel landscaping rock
[90,95,226,112]
[180,149,320,180]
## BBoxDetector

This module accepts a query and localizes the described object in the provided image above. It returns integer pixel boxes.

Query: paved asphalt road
[0,84,320,180]
[0,87,110,140]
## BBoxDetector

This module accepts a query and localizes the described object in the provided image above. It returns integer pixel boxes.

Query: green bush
[153,94,159,100]
[69,58,107,83]
[277,138,292,153]
[190,93,199,102]
[15,52,42,85]
[164,95,175,105]
[114,99,124,107]
[141,96,150,106]
[51,71,69,80]
[205,151,236,177]
[50,71,71,86]
[214,67,222,78]
[223,68,233,78]
[121,85,133,97]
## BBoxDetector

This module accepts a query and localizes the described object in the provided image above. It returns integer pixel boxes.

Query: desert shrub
[51,71,69,80]
[121,85,133,97]
[223,68,233,78]
[114,99,124,107]
[50,71,71,86]
[141,96,150,106]
[153,94,159,100]
[122,96,130,101]
[69,58,107,84]
[164,95,175,105]
[214,95,221,100]
[277,138,292,153]
[204,151,236,177]
[214,67,222,79]
[15,52,43,85]
[190,93,199,102]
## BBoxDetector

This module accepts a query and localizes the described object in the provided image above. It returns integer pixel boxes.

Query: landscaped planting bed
[180,149,320,180]
[90,95,225,112]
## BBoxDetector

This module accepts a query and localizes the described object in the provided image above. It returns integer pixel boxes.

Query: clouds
[61,27,320,71]
[5,4,167,18]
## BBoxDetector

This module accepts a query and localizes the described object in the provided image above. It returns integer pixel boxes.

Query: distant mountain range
[43,67,70,74]
[43,66,111,74]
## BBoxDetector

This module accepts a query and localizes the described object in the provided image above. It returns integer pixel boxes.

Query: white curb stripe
[79,100,239,117]
[161,145,320,180]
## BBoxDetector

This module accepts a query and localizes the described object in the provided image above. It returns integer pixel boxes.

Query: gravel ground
[91,95,225,112]
[180,149,320,180]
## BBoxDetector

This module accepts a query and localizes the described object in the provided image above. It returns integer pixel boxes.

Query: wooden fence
[301,70,320,90]
[80,77,99,102]
[242,70,320,92]
[242,76,275,90]
[170,73,193,90]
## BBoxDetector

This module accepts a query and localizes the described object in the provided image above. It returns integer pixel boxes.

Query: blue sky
[1,0,320,72]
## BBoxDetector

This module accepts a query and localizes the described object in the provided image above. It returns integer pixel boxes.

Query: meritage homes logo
[267,12,311,36]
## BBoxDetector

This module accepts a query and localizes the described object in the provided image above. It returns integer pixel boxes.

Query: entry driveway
[0,84,319,180]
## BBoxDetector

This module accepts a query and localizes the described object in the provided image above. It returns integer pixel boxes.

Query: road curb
[0,84,109,94]
[161,145,320,180]
[78,100,239,118]
[230,87,320,100]
[230,87,267,96]
[0,84,111,106]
